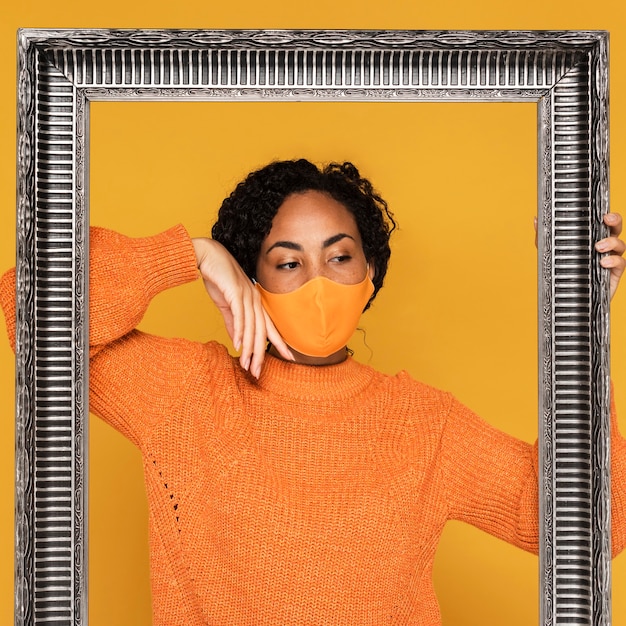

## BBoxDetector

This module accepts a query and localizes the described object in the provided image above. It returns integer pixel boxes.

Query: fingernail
[596,241,608,252]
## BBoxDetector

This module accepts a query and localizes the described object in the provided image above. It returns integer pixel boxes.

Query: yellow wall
[1,4,625,626]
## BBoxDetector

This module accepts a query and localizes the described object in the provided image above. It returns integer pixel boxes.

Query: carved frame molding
[15,29,611,625]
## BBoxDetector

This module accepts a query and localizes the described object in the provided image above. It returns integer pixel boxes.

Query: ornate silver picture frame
[15,29,611,625]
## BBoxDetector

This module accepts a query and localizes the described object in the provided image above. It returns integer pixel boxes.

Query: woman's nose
[303,260,325,282]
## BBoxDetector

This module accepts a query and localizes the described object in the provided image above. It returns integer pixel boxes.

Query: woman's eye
[277,261,299,270]
[331,255,352,263]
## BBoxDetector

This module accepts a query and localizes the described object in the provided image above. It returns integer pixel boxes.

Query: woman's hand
[192,237,294,378]
[596,212,626,301]
[537,213,625,301]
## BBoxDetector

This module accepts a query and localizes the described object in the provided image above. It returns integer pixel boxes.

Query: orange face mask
[255,271,375,358]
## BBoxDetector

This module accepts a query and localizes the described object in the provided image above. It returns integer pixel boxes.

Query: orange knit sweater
[2,225,626,626]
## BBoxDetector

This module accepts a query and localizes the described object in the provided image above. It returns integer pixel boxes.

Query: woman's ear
[367,261,375,281]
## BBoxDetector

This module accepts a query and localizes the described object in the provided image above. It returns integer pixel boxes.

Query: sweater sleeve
[1,225,205,446]
[437,395,539,553]
[439,392,626,557]
[0,225,199,354]
[87,225,199,353]
[610,390,626,557]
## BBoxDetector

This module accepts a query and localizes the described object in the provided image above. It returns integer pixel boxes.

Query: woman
[2,159,625,625]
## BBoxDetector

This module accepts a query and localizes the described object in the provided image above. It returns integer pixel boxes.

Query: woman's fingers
[193,238,296,377]
[235,283,272,377]
[601,253,626,300]
[243,291,295,378]
[249,296,270,379]
[238,285,258,373]
[264,311,295,363]
[605,212,623,236]
[208,276,273,378]
[597,213,625,254]
[596,235,626,256]
[600,252,626,270]
[227,288,244,352]
[596,213,626,301]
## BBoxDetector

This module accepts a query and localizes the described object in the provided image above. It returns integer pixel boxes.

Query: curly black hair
[211,159,396,309]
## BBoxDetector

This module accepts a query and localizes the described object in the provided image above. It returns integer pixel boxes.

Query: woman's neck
[267,343,348,367]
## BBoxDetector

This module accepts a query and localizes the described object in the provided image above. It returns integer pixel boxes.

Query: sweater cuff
[0,267,16,351]
[132,224,199,300]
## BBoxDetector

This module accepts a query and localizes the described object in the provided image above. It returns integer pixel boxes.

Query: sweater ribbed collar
[254,353,378,402]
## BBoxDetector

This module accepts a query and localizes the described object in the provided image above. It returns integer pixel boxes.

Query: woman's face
[255,190,373,294]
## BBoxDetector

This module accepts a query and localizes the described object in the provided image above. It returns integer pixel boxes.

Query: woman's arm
[0,225,199,355]
[437,212,626,554]
[438,392,626,557]
[1,225,204,445]
[88,225,199,353]
[0,225,293,443]
[1,226,293,374]
[437,396,539,553]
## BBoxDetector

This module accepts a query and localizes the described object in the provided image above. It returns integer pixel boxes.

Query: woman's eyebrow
[322,233,355,248]
[266,233,355,254]
[266,240,303,254]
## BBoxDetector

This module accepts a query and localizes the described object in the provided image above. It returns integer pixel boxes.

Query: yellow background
[1,3,626,626]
